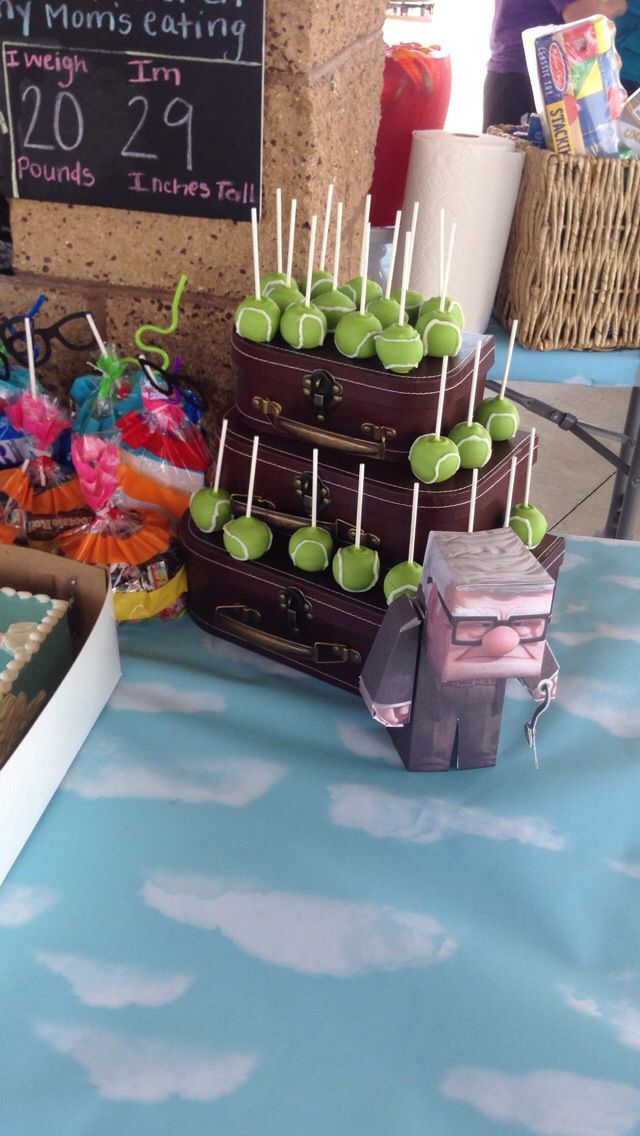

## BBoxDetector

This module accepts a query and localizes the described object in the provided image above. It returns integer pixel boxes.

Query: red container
[370,43,452,226]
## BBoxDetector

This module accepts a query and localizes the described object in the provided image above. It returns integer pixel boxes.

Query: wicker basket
[493,145,640,351]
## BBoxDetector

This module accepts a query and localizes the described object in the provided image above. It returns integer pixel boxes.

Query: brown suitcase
[180,511,565,695]
[232,329,494,464]
[216,406,538,567]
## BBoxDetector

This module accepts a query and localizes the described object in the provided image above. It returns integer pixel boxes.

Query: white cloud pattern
[441,1067,640,1136]
[337,721,400,763]
[558,678,640,738]
[141,872,456,976]
[34,1021,257,1103]
[0,883,58,927]
[560,984,640,1051]
[34,952,194,1008]
[110,681,225,713]
[606,575,640,590]
[328,784,565,851]
[609,860,640,880]
[64,755,285,805]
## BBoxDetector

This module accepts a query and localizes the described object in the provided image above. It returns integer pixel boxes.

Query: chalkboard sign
[0,1,265,220]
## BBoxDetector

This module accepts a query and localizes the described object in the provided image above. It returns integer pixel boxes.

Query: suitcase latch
[295,471,331,515]
[361,423,397,445]
[279,587,313,634]
[303,369,343,424]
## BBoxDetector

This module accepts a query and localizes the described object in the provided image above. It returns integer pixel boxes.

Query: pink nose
[480,625,521,656]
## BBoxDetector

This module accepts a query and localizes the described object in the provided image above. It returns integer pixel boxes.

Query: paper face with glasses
[423,528,555,684]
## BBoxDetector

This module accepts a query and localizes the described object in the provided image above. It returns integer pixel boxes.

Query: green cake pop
[299,184,334,300]
[389,286,424,325]
[419,295,464,329]
[235,206,280,343]
[288,448,334,572]
[314,201,356,331]
[300,271,333,299]
[339,277,383,308]
[223,435,273,561]
[332,463,380,593]
[280,213,327,350]
[335,220,382,359]
[448,340,492,469]
[265,196,303,312]
[474,319,520,441]
[260,187,287,297]
[508,428,548,549]
[261,272,289,296]
[409,356,461,484]
[267,281,304,313]
[418,216,462,357]
[375,229,423,374]
[383,481,422,604]
[366,209,406,330]
[189,417,232,533]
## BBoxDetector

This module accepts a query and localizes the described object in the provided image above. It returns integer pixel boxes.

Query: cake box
[0,546,121,886]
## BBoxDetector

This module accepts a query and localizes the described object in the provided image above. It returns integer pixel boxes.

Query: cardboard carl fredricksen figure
[360,526,559,771]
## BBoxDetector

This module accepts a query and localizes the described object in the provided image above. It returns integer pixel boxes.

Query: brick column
[0,0,387,415]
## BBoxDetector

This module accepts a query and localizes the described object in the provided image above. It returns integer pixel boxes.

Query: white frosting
[0,593,69,694]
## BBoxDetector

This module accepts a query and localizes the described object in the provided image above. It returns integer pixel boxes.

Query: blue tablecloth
[2,535,640,1136]
[488,319,640,387]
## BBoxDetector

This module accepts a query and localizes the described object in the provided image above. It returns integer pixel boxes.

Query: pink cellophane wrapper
[71,434,119,513]
[6,391,69,449]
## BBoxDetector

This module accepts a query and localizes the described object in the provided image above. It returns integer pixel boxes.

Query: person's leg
[483,70,536,131]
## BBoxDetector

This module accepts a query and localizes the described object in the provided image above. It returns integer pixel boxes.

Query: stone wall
[0,0,387,416]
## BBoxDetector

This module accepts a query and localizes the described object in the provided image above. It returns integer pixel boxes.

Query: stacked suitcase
[180,329,564,693]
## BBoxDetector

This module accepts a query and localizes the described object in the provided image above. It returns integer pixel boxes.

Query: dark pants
[483,69,535,132]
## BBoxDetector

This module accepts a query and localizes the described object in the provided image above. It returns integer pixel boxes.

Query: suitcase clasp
[303,369,343,423]
[279,586,313,634]
[294,470,331,516]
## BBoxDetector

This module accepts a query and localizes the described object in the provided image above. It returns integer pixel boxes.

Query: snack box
[232,329,494,464]
[215,407,536,567]
[180,512,564,695]
[0,546,121,885]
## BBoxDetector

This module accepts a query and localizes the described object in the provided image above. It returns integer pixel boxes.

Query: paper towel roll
[399,131,525,333]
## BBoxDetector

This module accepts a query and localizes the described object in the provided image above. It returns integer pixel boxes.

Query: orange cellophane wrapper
[0,464,91,541]
[0,522,17,544]
[117,462,190,522]
[57,507,171,565]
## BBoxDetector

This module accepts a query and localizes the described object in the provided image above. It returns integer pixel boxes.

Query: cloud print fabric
[1,535,640,1136]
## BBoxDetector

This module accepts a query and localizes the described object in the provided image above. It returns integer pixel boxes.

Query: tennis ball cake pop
[267,280,304,313]
[223,514,272,560]
[409,433,460,484]
[235,295,280,344]
[261,272,289,297]
[299,185,335,301]
[189,487,232,533]
[474,395,520,442]
[332,543,380,592]
[289,525,334,572]
[448,341,492,469]
[508,427,547,548]
[389,286,424,325]
[419,295,464,329]
[280,302,327,349]
[418,311,462,358]
[300,270,334,299]
[383,560,422,604]
[335,310,382,359]
[315,288,355,331]
[366,295,407,329]
[339,277,382,308]
[375,230,423,374]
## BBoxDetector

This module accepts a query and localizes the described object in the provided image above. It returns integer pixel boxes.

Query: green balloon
[419,295,464,329]
[334,311,382,359]
[267,282,304,313]
[409,433,461,484]
[189,487,232,533]
[332,544,380,593]
[280,302,327,350]
[448,421,493,469]
[235,295,280,343]
[417,311,462,358]
[383,560,422,605]
[366,296,407,329]
[375,323,424,374]
[300,270,334,299]
[474,396,520,442]
[339,277,383,308]
[315,288,356,332]
[223,515,273,561]
[288,525,334,572]
[509,503,548,549]
[390,287,425,325]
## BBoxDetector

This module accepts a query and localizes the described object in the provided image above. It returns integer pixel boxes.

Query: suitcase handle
[251,397,395,459]
[230,496,381,549]
[214,605,362,666]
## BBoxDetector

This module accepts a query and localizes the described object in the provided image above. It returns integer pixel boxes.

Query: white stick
[359,224,371,316]
[304,215,318,308]
[360,194,372,277]
[524,427,536,507]
[286,198,297,287]
[468,467,479,533]
[440,220,456,309]
[434,355,448,438]
[246,435,260,518]
[385,210,402,300]
[504,454,517,525]
[85,312,108,359]
[408,481,420,564]
[355,463,365,549]
[467,339,483,425]
[408,200,420,286]
[398,231,412,327]
[319,183,334,272]
[213,417,228,494]
[332,201,343,291]
[275,187,283,275]
[500,318,518,400]
[25,317,37,398]
[251,207,261,299]
[311,448,319,529]
[439,207,445,300]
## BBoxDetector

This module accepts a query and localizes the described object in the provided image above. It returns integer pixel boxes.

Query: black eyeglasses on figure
[436,592,550,646]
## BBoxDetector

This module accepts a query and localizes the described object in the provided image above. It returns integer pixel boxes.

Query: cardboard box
[0,546,121,885]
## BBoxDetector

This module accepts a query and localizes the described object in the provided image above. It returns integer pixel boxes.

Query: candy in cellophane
[523,16,626,156]
[58,433,187,622]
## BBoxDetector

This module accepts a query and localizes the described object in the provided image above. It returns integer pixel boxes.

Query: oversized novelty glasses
[0,311,95,369]
[436,592,550,646]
